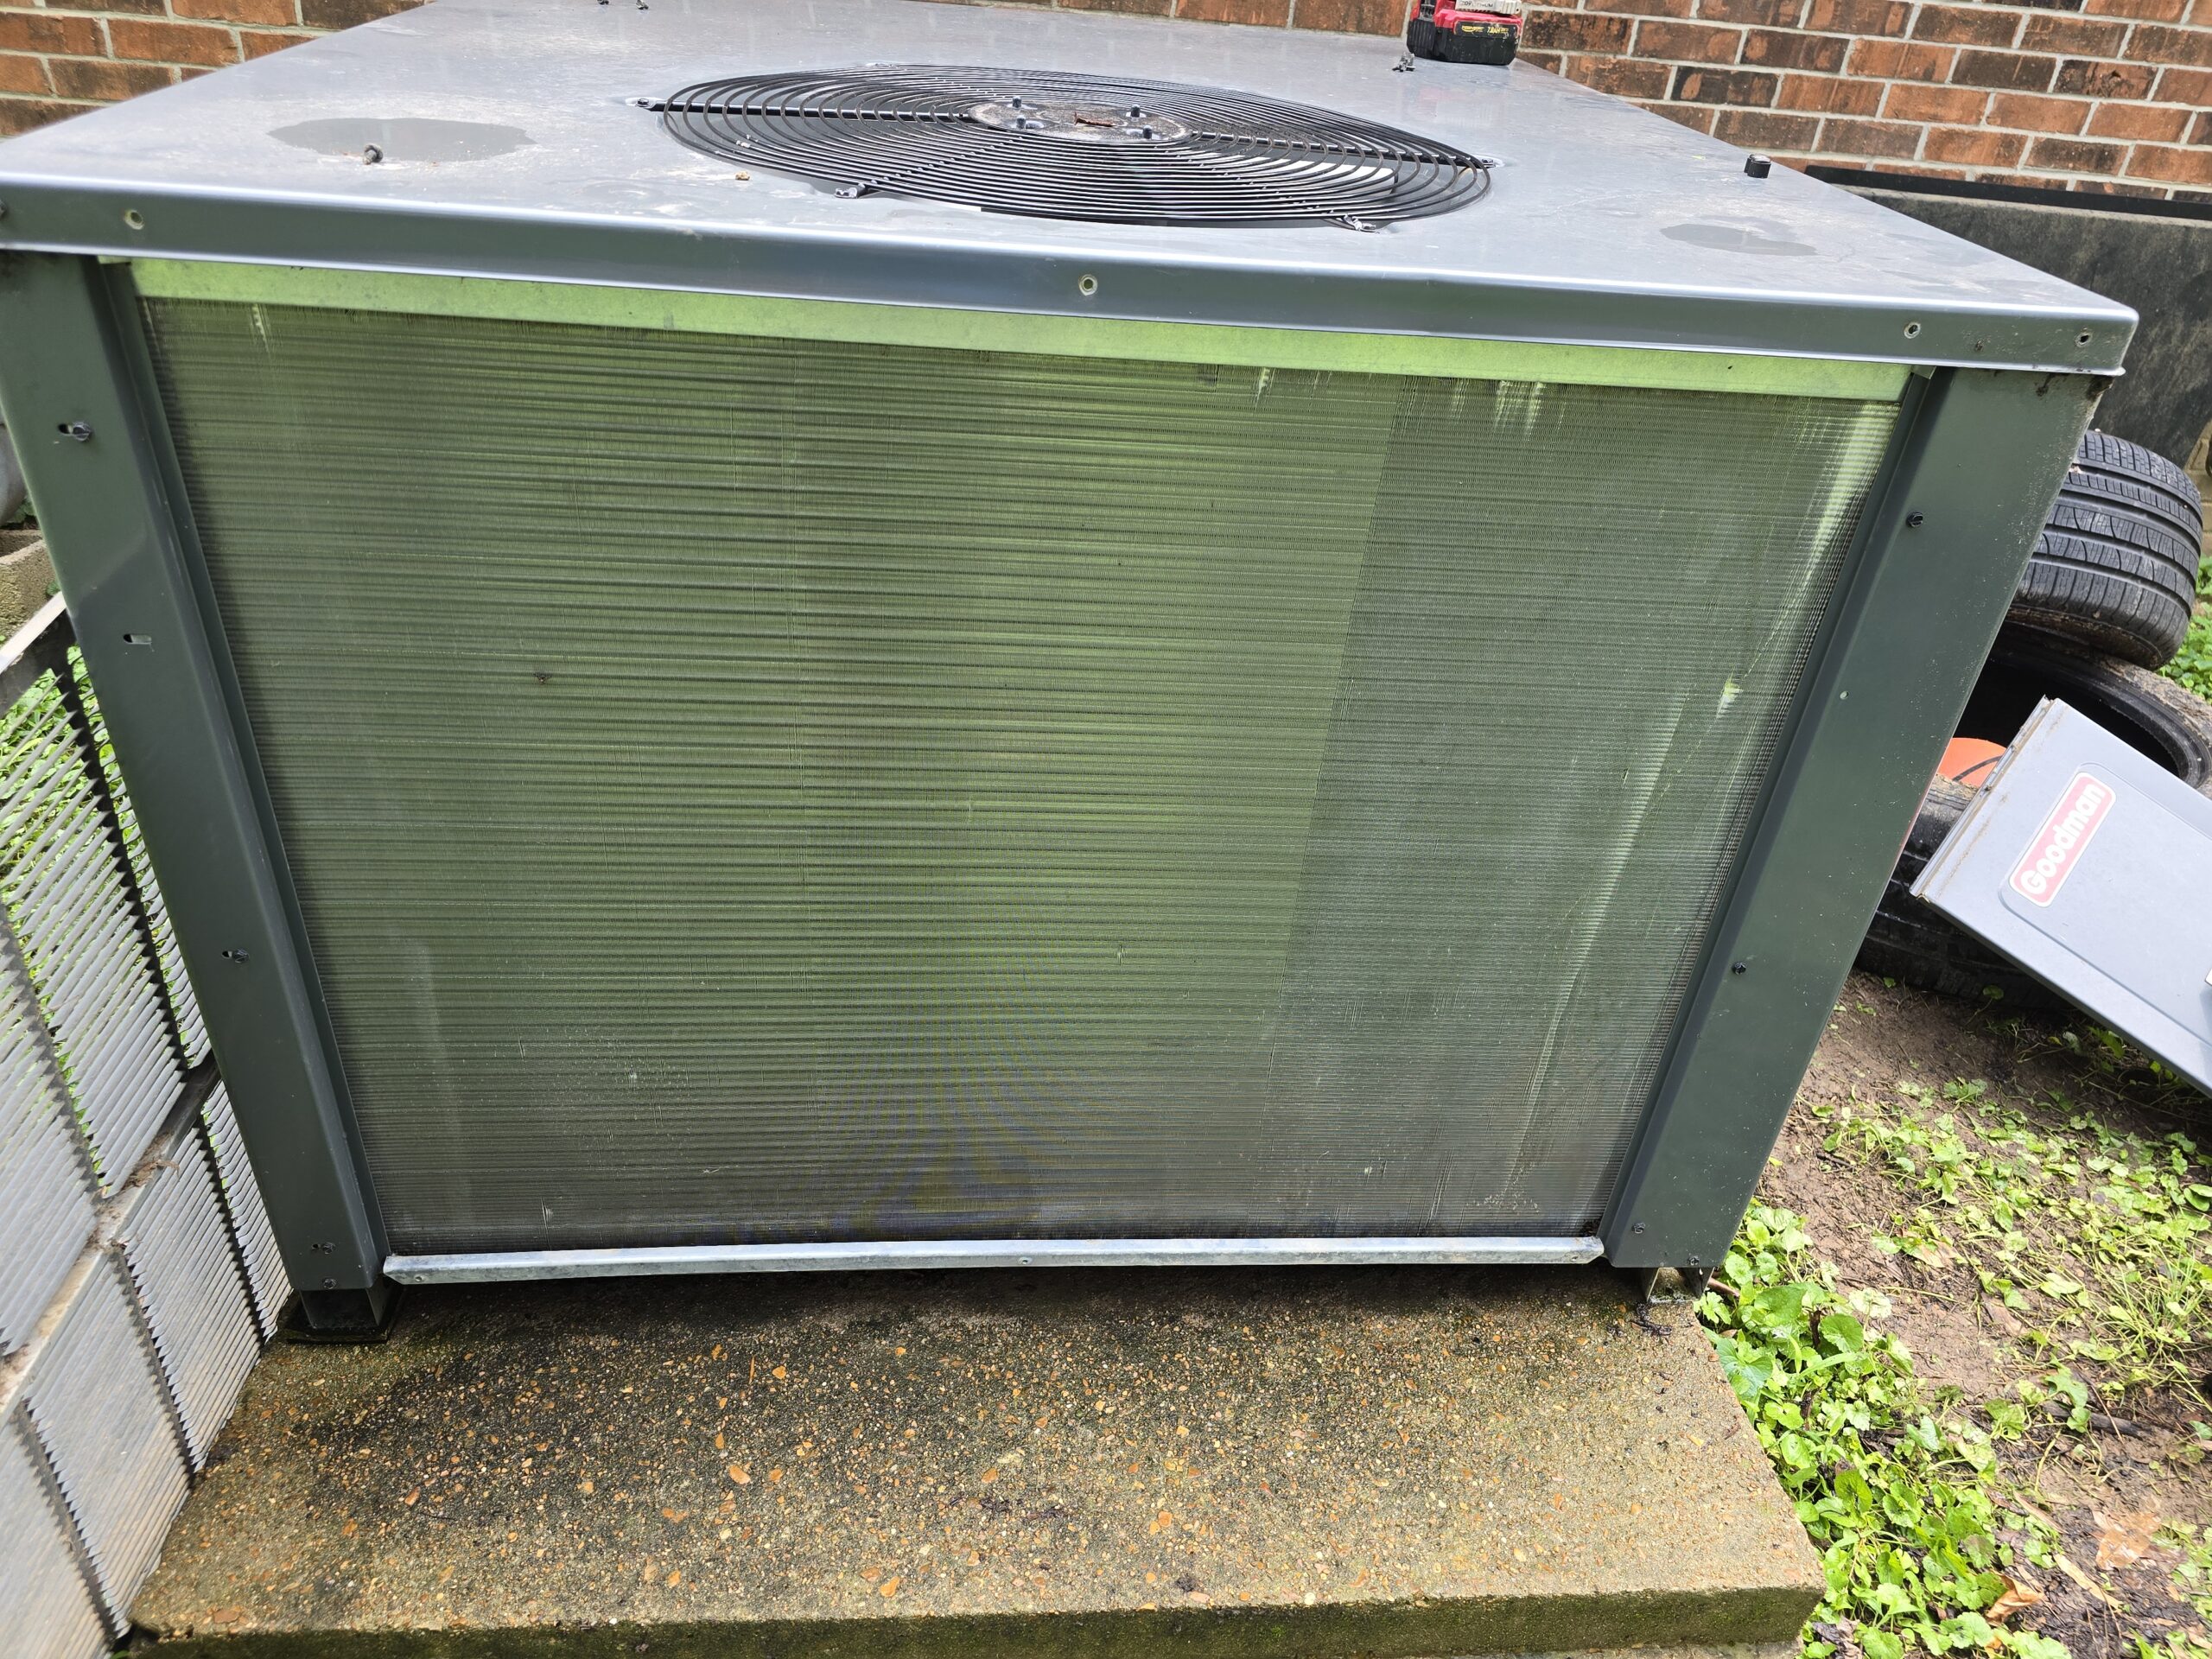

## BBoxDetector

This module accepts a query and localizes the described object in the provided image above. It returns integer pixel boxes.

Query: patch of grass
[2159,560,2212,702]
[1811,1081,2212,1400]
[1699,1203,2064,1659]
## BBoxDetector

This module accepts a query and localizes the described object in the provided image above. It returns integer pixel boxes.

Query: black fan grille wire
[646,65,1491,227]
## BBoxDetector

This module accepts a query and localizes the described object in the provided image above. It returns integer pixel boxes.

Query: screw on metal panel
[58,421,91,442]
[1730,961,1747,975]
[1904,321,1922,339]
[1744,154,1771,178]
[123,208,143,229]
[322,1277,337,1288]
[1906,512,1925,527]
[1077,274,1098,296]
[2075,331,2092,346]
[1632,1223,1647,1233]
[222,947,250,963]
[1394,51,1416,70]
[363,143,383,164]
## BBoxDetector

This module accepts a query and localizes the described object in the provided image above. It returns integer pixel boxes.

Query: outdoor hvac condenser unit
[0,0,2130,1331]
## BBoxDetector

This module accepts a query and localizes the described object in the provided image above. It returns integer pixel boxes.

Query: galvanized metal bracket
[0,251,389,1318]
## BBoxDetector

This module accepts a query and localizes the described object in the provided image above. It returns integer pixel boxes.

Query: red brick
[1711,106,1820,144]
[1696,0,1802,22]
[1593,0,1694,16]
[1562,54,1674,96]
[2156,66,2212,99]
[1818,115,1923,155]
[1640,98,1720,130]
[1920,125,2027,163]
[2018,14,2127,54]
[44,0,162,14]
[1060,0,1173,14]
[1286,0,1398,27]
[1518,48,1566,70]
[1777,70,1884,110]
[1742,27,1847,67]
[2198,107,2212,143]
[296,0,419,23]
[48,55,170,96]
[1636,18,1742,58]
[175,0,297,22]
[2126,143,2212,183]
[240,26,314,55]
[2024,134,2128,170]
[1985,92,2092,130]
[1912,3,2019,44]
[0,47,41,92]
[2054,57,2153,95]
[1524,10,1632,48]
[110,16,240,62]
[1951,49,2056,89]
[2194,0,2212,22]
[1670,63,1780,100]
[1848,36,1954,78]
[1178,0,1290,22]
[2126,24,2212,64]
[1882,81,1986,121]
[2071,178,2170,195]
[2084,0,2186,17]
[2085,101,2190,137]
[0,11,101,54]
[0,95,87,132]
[1801,0,1906,30]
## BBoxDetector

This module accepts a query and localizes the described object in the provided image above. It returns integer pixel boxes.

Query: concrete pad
[133,1267,1821,1656]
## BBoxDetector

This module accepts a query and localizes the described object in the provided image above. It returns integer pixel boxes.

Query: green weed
[1700,1203,2061,1659]
[1812,1083,2212,1399]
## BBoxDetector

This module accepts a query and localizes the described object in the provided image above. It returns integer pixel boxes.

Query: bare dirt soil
[1767,972,2212,1659]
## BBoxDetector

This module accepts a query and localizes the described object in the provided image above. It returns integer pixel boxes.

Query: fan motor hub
[969,99,1191,145]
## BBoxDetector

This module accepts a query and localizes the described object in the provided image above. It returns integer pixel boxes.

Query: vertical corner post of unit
[1599,367,2103,1274]
[0,251,392,1306]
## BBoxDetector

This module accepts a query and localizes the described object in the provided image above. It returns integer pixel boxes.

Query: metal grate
[19,1260,190,1619]
[0,1418,110,1658]
[653,66,1489,226]
[0,976,93,1352]
[200,1084,284,1342]
[1,598,282,1655]
[0,650,183,1191]
[70,658,208,1067]
[118,1135,261,1470]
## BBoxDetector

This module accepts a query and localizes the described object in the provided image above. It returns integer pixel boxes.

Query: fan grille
[653,65,1490,226]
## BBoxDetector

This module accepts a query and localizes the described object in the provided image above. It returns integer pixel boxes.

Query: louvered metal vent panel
[201,1084,284,1339]
[0,667,181,1190]
[0,1418,109,1659]
[143,297,1895,1253]
[21,1260,188,1616]
[70,657,208,1065]
[118,1135,259,1468]
[0,976,92,1352]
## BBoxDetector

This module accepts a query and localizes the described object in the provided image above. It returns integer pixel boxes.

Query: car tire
[1855,628,2212,1010]
[2007,429,2205,670]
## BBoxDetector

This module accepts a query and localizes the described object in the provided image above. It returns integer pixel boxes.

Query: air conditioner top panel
[0,0,2130,372]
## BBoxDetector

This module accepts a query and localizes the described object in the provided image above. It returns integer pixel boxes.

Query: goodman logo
[2010,771,2113,906]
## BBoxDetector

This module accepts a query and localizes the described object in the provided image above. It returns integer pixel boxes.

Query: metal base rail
[386,1235,1605,1283]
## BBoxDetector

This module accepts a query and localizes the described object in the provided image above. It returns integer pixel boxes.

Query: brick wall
[0,0,2202,199]
[1520,0,2211,201]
